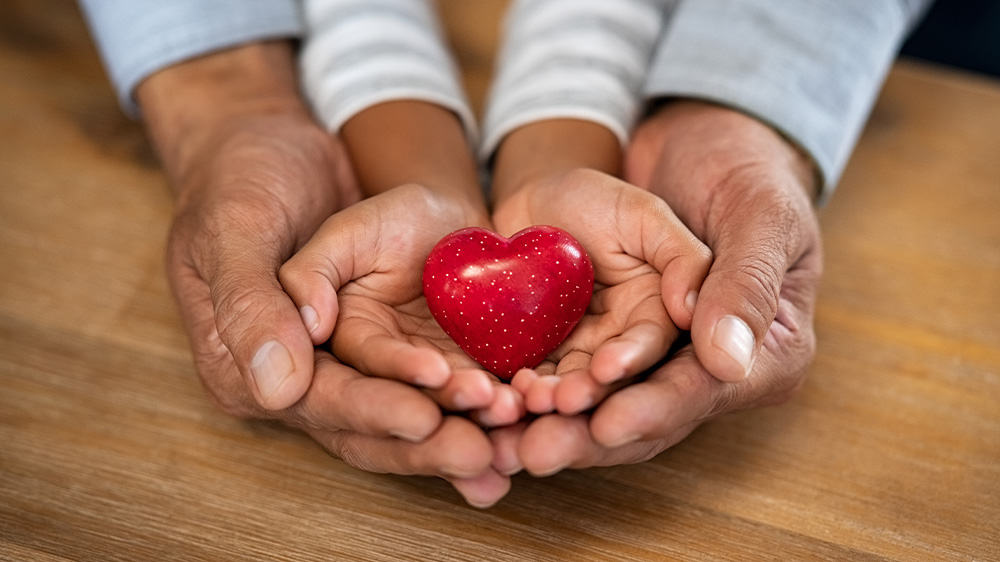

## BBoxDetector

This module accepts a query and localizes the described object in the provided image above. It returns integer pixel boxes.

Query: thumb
[690,193,810,382]
[203,236,317,411]
[277,204,378,345]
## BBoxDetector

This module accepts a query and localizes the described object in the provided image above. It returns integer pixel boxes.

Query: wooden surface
[2,2,999,560]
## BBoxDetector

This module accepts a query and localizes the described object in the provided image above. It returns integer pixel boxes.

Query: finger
[519,414,670,476]
[689,191,812,382]
[470,384,525,428]
[277,258,339,346]
[277,207,376,345]
[198,234,316,412]
[523,375,560,414]
[588,352,717,449]
[518,414,590,476]
[335,332,451,388]
[552,369,631,416]
[308,416,494,479]
[285,352,442,442]
[489,422,527,475]
[167,264,258,416]
[589,318,671,384]
[633,198,713,332]
[447,468,512,509]
[510,368,538,397]
[426,368,495,411]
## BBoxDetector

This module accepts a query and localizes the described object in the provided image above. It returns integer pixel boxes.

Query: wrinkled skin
[490,101,823,478]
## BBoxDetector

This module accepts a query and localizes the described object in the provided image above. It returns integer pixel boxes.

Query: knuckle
[327,433,380,473]
[710,320,817,415]
[211,393,258,420]
[192,358,260,420]
[212,282,277,344]
[276,260,300,288]
[722,260,782,332]
[709,384,743,418]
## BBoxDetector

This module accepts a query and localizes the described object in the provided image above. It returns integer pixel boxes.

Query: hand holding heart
[491,169,713,415]
[277,170,714,503]
[278,184,526,426]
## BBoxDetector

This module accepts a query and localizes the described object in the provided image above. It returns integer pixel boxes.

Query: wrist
[340,100,487,215]
[650,99,819,203]
[490,119,621,209]
[136,41,310,177]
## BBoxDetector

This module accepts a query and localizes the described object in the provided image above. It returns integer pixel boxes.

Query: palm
[492,169,708,399]
[333,290,483,372]
[278,184,495,386]
[531,258,669,377]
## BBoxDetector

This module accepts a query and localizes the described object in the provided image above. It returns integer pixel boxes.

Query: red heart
[423,225,594,380]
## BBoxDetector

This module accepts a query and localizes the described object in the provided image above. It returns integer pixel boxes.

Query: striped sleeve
[643,0,932,203]
[480,0,669,160]
[300,0,476,140]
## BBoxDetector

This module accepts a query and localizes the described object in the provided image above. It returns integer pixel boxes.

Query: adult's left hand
[491,100,823,476]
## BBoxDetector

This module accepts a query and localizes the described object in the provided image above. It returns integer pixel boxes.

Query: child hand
[492,169,712,415]
[278,184,525,427]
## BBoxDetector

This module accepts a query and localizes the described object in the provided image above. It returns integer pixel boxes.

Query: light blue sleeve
[78,0,304,117]
[644,0,931,203]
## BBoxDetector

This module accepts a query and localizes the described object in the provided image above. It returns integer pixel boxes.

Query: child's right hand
[278,184,525,427]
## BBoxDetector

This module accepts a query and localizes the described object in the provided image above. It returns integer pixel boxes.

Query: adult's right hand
[138,43,504,507]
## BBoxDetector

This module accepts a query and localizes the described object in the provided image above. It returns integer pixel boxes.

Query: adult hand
[140,43,362,415]
[492,100,822,476]
[491,169,711,414]
[140,43,507,507]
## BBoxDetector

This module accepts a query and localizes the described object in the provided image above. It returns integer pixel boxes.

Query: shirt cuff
[480,0,665,161]
[300,0,477,143]
[643,0,927,204]
[79,0,303,117]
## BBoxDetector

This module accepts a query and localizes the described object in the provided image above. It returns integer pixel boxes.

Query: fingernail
[250,340,294,400]
[712,315,754,379]
[533,461,570,478]
[501,465,522,476]
[299,305,319,336]
[685,290,699,313]
[390,428,427,443]
[604,432,641,448]
[452,389,475,411]
[475,389,514,426]
[574,394,595,413]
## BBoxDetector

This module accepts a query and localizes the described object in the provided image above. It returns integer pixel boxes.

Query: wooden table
[2,2,998,560]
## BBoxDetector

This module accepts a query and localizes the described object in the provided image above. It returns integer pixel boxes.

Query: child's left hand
[492,169,712,416]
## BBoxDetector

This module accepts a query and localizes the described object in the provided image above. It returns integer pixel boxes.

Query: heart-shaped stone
[423,225,594,380]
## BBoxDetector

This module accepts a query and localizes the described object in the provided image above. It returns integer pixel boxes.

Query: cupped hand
[144,44,511,507]
[170,136,510,507]
[278,183,525,427]
[165,109,360,415]
[492,169,712,415]
[301,351,510,508]
[493,100,822,477]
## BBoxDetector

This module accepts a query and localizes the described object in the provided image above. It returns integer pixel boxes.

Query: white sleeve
[300,0,476,140]
[480,0,670,160]
[644,0,932,203]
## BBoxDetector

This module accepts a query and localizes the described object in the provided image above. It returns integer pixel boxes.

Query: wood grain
[2,1,998,560]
